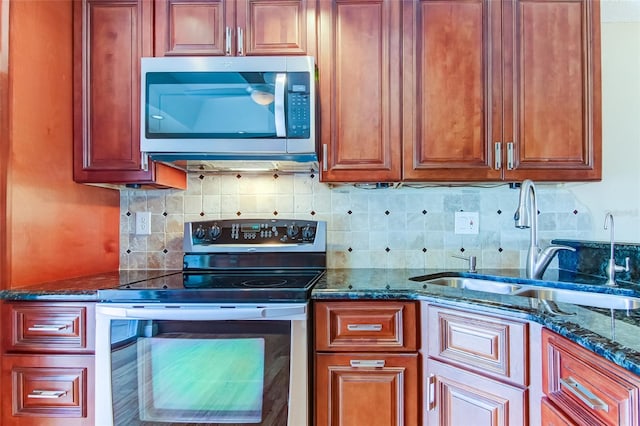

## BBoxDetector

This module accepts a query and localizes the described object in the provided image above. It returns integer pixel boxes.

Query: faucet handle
[614,257,631,273]
[452,254,477,273]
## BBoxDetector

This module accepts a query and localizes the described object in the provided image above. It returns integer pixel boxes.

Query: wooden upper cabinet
[318,0,402,182]
[73,0,186,189]
[403,0,601,182]
[155,0,316,57]
[503,0,601,181]
[402,0,502,182]
[155,0,229,56]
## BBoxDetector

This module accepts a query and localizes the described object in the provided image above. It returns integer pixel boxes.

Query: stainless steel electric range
[95,219,326,426]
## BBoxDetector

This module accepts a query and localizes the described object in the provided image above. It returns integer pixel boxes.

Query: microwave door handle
[274,73,287,137]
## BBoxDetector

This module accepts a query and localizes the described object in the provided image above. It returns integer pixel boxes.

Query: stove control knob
[287,224,300,238]
[193,226,206,240]
[208,225,222,240]
[302,225,315,240]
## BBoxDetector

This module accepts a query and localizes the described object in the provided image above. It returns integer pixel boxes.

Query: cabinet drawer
[315,352,419,426]
[427,305,528,386]
[1,354,94,425]
[542,329,640,426]
[2,302,95,353]
[314,301,417,351]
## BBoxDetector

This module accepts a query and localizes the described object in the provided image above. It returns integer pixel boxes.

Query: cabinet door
[73,0,186,189]
[1,354,95,426]
[236,0,315,56]
[315,352,419,426]
[426,358,527,426]
[155,0,314,57]
[155,0,232,56]
[402,0,503,182]
[318,0,402,182]
[503,0,601,181]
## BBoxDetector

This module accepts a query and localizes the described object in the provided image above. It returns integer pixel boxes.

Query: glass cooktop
[98,270,325,303]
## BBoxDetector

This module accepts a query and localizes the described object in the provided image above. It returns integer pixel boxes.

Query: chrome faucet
[603,212,630,286]
[514,179,575,279]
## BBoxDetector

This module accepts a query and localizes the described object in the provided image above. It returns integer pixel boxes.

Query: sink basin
[511,287,640,310]
[417,277,522,294]
[413,275,640,311]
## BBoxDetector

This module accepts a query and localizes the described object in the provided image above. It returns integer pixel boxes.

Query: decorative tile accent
[119,174,590,270]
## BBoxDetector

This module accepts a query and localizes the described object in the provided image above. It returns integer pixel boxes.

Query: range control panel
[184,219,326,253]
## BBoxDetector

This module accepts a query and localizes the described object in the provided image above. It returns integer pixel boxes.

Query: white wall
[566,0,640,242]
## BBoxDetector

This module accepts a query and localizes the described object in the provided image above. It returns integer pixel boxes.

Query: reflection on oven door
[109,320,292,426]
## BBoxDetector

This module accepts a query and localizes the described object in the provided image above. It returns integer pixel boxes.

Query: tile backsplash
[120,172,592,270]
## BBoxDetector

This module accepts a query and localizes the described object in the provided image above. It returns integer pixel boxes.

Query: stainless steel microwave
[140,56,316,163]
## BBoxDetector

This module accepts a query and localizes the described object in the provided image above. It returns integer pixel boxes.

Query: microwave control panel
[286,72,311,139]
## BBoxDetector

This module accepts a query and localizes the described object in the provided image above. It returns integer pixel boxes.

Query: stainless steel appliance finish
[95,219,326,426]
[140,56,317,165]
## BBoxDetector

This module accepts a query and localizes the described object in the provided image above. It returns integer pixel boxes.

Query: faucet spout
[514,179,575,279]
[604,212,630,286]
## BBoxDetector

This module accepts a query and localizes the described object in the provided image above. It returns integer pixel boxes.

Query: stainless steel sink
[415,276,640,311]
[417,277,522,294]
[511,287,640,310]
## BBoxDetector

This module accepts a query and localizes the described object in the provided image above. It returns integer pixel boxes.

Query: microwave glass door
[108,319,292,425]
[145,71,310,140]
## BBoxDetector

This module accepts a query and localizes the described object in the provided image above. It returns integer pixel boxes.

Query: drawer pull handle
[28,324,67,332]
[560,377,609,412]
[426,374,436,411]
[350,360,385,368]
[347,324,382,332]
[28,390,67,399]
[28,324,67,331]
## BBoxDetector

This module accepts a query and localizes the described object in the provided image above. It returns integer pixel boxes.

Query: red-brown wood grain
[318,0,402,182]
[6,0,120,288]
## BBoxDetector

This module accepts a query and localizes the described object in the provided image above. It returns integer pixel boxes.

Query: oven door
[95,303,309,426]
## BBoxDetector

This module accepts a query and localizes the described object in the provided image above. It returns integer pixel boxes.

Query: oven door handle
[98,305,307,321]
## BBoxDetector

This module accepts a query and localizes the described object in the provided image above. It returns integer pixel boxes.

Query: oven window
[110,320,291,426]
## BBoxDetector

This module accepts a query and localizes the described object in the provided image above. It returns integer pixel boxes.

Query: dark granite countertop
[1,267,639,377]
[312,268,640,376]
[0,270,181,301]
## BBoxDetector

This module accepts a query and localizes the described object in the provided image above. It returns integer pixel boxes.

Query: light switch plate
[454,211,479,235]
[135,212,152,235]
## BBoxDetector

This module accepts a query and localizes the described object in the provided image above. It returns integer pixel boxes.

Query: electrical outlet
[454,211,479,235]
[135,212,152,235]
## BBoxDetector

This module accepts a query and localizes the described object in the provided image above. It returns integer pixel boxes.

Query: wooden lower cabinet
[315,352,419,426]
[542,328,640,426]
[1,355,94,426]
[425,358,527,426]
[422,303,529,425]
[314,300,420,425]
[1,302,95,426]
